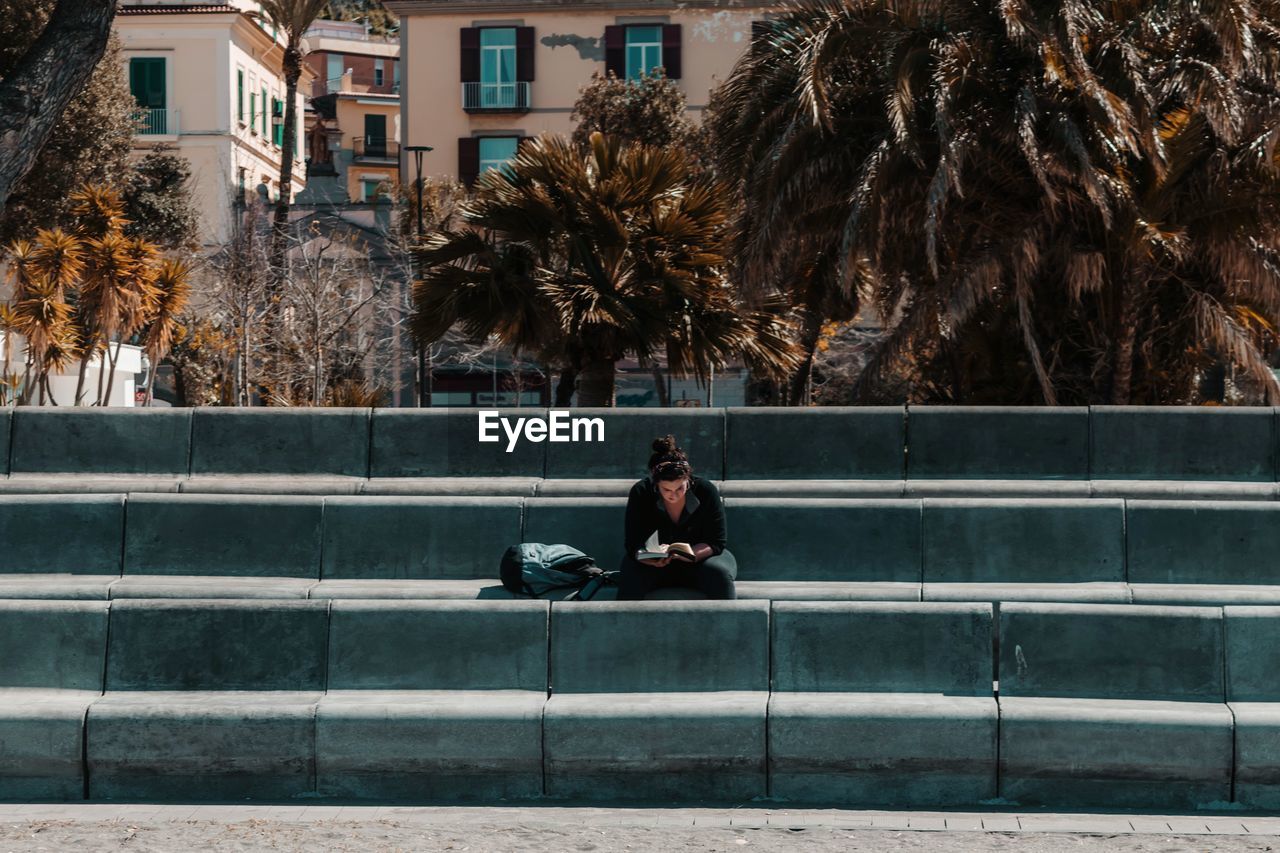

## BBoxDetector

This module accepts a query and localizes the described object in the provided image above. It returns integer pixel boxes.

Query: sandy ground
[1,819,1278,852]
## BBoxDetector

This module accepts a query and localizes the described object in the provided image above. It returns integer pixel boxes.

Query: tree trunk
[173,360,188,407]
[143,354,158,406]
[269,43,304,286]
[1,327,13,400]
[787,303,825,406]
[18,357,32,405]
[554,367,577,407]
[1198,352,1227,403]
[313,345,323,406]
[647,358,669,407]
[1111,278,1140,405]
[102,339,122,406]
[73,348,92,405]
[240,326,252,406]
[95,343,108,405]
[0,0,118,211]
[576,357,616,407]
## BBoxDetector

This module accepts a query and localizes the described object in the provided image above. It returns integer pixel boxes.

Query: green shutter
[129,57,165,109]
[237,70,244,121]
[250,92,256,132]
[261,87,268,135]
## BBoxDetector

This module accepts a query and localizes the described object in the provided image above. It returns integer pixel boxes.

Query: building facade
[384,0,771,185]
[115,1,313,247]
[302,20,402,204]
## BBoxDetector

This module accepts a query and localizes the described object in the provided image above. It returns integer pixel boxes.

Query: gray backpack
[499,543,614,600]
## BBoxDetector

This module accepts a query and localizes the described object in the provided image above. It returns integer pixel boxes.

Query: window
[327,54,343,93]
[249,91,257,133]
[431,391,475,406]
[480,28,517,108]
[129,57,166,133]
[607,24,679,80]
[374,59,384,87]
[393,60,400,91]
[625,25,662,80]
[363,114,387,156]
[461,27,533,110]
[478,136,519,174]
[361,179,385,202]
[237,68,245,122]
[272,98,283,146]
[261,86,268,136]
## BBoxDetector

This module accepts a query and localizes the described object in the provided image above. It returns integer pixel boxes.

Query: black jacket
[623,475,727,558]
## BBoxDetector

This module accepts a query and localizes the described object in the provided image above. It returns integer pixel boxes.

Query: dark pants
[617,549,738,600]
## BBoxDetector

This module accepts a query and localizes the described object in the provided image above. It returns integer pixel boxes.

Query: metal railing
[135,108,179,136]
[462,82,531,112]
[353,137,399,160]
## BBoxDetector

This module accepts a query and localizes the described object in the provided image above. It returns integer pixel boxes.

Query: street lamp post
[405,144,434,407]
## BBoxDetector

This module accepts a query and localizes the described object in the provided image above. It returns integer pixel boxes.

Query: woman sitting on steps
[616,435,737,601]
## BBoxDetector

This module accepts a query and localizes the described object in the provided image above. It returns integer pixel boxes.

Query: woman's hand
[688,544,714,563]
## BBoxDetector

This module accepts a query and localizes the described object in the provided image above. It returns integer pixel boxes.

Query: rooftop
[117,3,239,13]
[305,20,399,43]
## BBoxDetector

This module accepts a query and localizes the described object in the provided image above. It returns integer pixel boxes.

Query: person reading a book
[617,435,737,600]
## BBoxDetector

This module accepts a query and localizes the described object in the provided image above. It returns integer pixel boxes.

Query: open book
[636,531,696,562]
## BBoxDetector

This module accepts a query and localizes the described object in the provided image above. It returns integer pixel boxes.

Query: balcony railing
[135,108,180,136]
[462,82,531,113]
[353,137,399,161]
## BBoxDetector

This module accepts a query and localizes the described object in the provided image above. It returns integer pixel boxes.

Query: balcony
[353,137,399,162]
[462,82,531,113]
[135,108,180,136]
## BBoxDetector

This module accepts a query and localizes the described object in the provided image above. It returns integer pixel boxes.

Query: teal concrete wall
[2,405,1277,482]
[0,599,1267,808]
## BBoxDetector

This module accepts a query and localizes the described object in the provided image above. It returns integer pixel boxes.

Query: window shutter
[460,28,480,83]
[604,25,625,78]
[661,24,682,79]
[516,27,535,82]
[459,137,480,186]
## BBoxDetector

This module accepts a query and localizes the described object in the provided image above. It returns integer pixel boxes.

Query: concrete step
[1,599,1276,809]
[9,574,1280,606]
[4,406,1280,484]
[5,495,1280,591]
[2,474,1279,500]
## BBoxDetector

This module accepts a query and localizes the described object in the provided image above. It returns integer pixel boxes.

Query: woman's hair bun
[648,434,693,480]
[652,434,678,454]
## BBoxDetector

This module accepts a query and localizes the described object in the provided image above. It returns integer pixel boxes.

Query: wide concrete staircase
[2,405,1280,808]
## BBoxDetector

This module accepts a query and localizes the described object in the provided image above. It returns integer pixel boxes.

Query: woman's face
[657,477,689,505]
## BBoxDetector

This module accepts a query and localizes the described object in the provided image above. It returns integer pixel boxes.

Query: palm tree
[253,0,327,280]
[5,184,175,406]
[412,133,800,406]
[10,275,76,405]
[711,0,1280,404]
[67,184,129,404]
[77,232,148,405]
[141,258,192,404]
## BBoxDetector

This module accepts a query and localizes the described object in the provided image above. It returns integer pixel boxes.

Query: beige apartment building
[303,20,401,203]
[115,1,313,247]
[384,0,772,185]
